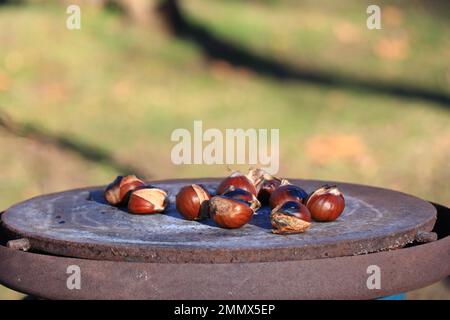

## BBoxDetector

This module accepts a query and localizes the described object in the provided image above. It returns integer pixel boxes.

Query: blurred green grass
[0,0,449,299]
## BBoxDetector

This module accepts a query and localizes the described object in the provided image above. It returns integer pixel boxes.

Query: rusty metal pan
[0,202,448,299]
[0,179,438,263]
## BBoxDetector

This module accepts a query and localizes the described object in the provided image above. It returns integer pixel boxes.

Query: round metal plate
[0,208,449,300]
[1,179,437,263]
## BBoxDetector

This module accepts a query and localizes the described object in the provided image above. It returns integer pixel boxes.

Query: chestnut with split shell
[127,187,168,214]
[104,175,145,206]
[209,195,256,229]
[306,185,345,222]
[270,201,312,234]
[216,169,265,197]
[221,186,261,212]
[269,179,308,209]
[257,173,282,205]
[176,184,211,220]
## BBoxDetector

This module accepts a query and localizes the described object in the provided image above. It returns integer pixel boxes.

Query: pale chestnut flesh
[118,175,146,202]
[104,176,123,205]
[128,188,168,214]
[104,175,145,206]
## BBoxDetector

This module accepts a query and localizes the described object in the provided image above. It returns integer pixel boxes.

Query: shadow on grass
[0,111,147,177]
[159,0,450,108]
[0,0,24,6]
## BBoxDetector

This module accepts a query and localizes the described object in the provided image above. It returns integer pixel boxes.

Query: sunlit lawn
[0,0,449,299]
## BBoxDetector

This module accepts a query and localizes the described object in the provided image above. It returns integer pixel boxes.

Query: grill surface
[1,178,437,263]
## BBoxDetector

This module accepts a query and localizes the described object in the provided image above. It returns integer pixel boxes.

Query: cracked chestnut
[221,186,261,212]
[269,179,308,209]
[306,185,345,222]
[176,184,211,220]
[216,169,263,196]
[128,187,168,214]
[104,175,145,206]
[257,173,281,205]
[209,194,255,229]
[270,201,312,234]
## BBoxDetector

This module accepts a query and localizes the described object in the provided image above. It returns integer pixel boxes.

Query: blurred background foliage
[0,0,449,299]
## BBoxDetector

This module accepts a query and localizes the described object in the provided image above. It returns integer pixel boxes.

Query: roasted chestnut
[209,195,255,229]
[216,169,263,196]
[257,173,281,205]
[222,186,261,212]
[104,175,145,206]
[269,179,308,209]
[306,185,345,222]
[270,201,312,234]
[176,184,211,220]
[127,187,168,214]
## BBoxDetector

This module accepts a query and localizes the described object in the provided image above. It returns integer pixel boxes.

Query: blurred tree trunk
[117,0,161,26]
[16,0,177,30]
[116,0,184,34]
[58,0,166,27]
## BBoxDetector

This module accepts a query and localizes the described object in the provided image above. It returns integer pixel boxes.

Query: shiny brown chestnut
[104,175,145,206]
[216,169,263,196]
[270,201,312,234]
[257,173,282,205]
[127,187,168,214]
[269,179,308,209]
[306,185,345,222]
[209,195,255,229]
[176,184,211,220]
[222,186,261,212]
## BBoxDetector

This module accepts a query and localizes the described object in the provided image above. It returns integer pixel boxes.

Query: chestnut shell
[270,201,312,234]
[209,195,254,229]
[269,184,308,208]
[306,185,345,222]
[176,184,211,220]
[216,174,257,196]
[221,187,261,212]
[104,175,145,206]
[127,188,168,214]
[257,177,281,205]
